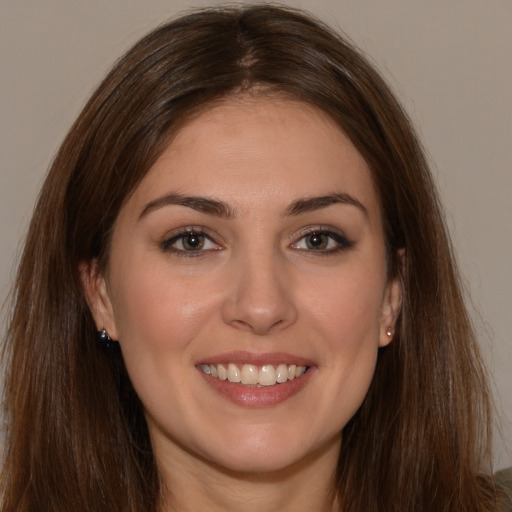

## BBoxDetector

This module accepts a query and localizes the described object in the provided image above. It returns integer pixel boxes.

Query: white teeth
[217,363,228,381]
[241,364,259,385]
[296,366,306,377]
[276,364,288,383]
[227,363,241,383]
[259,365,277,386]
[200,363,309,386]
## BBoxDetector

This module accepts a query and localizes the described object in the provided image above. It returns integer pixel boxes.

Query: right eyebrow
[284,193,368,218]
[138,193,236,221]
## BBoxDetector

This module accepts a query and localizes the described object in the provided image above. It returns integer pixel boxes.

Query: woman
[1,4,510,511]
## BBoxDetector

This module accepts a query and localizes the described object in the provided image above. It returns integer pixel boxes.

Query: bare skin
[83,97,401,511]
[158,431,341,511]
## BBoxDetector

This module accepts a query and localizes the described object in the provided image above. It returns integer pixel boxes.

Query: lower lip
[198,368,315,407]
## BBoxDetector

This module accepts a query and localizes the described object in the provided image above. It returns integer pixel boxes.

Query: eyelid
[160,226,223,255]
[289,225,353,253]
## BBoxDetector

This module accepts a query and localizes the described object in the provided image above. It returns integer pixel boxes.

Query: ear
[79,260,119,340]
[379,250,404,347]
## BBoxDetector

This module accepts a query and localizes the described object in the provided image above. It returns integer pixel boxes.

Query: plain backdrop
[1,0,511,469]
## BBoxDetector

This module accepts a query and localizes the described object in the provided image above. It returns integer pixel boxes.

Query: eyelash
[160,228,221,257]
[290,227,353,255]
[160,226,353,257]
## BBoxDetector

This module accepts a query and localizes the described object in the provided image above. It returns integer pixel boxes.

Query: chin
[197,426,338,476]
[205,447,308,476]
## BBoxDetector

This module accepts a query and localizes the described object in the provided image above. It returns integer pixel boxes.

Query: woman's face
[85,97,401,474]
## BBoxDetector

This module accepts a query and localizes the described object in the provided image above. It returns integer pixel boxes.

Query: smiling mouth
[198,363,309,387]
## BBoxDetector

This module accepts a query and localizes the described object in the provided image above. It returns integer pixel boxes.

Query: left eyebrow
[138,193,235,221]
[284,193,368,217]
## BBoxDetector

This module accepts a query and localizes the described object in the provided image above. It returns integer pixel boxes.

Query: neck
[156,435,342,512]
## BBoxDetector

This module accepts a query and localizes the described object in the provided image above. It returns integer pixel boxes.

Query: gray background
[1,0,510,469]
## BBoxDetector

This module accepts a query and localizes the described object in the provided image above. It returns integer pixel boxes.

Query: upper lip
[195,351,315,367]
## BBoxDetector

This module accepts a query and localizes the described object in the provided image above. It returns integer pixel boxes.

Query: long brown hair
[1,5,498,511]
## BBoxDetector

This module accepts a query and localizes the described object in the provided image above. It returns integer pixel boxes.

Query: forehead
[120,96,381,223]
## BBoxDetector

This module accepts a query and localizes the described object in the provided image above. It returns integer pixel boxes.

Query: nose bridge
[222,243,297,334]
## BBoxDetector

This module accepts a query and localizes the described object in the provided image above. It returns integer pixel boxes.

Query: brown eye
[182,232,205,250]
[291,229,353,254]
[305,232,329,250]
[161,229,221,255]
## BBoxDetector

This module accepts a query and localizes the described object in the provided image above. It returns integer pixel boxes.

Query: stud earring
[386,328,394,339]
[96,328,120,353]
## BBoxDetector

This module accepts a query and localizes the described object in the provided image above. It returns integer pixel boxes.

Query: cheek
[303,263,385,343]
[108,254,223,354]
[301,262,385,391]
[106,257,225,423]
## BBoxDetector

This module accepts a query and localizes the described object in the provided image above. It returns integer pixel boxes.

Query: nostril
[220,266,298,334]
[230,319,252,331]
[228,316,287,335]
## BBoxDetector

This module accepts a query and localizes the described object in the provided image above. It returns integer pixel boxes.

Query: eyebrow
[138,191,367,221]
[284,193,368,217]
[138,193,235,221]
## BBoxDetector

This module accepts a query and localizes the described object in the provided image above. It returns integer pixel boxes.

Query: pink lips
[196,351,315,407]
[196,351,315,367]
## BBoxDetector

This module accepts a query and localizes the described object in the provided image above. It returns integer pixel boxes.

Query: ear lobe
[79,260,119,340]
[379,275,403,347]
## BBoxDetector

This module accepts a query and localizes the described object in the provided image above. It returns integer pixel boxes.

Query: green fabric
[496,467,512,512]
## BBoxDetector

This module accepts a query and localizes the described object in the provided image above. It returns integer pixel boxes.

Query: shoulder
[495,467,512,512]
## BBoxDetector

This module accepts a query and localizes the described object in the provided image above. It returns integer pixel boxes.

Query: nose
[221,250,298,335]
